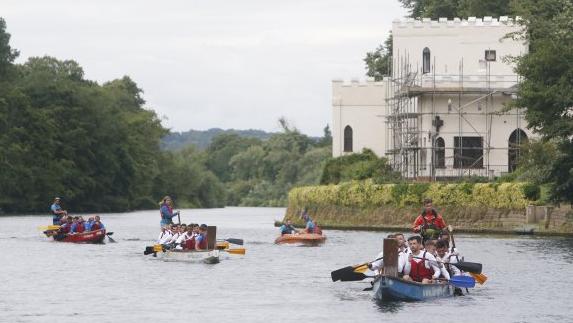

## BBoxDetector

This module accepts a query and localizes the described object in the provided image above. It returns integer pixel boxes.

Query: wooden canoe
[274,233,326,246]
[372,275,454,301]
[51,229,107,244]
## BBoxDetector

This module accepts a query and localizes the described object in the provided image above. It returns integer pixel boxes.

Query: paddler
[412,198,447,245]
[50,197,67,225]
[300,209,315,234]
[159,196,179,228]
[402,235,441,284]
[279,220,296,235]
[195,224,208,250]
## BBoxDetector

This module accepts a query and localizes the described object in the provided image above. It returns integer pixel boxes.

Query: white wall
[392,17,526,80]
[332,79,388,157]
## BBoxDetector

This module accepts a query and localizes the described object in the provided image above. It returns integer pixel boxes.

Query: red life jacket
[91,223,101,231]
[60,223,72,233]
[409,251,434,282]
[184,236,196,250]
[197,234,208,249]
[76,223,85,233]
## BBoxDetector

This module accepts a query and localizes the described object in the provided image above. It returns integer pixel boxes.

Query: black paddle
[222,238,244,246]
[413,256,482,274]
[331,256,383,282]
[106,232,116,243]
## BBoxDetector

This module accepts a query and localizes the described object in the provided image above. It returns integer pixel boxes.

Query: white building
[332,16,532,180]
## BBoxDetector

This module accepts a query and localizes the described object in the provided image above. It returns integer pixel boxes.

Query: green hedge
[289,180,539,210]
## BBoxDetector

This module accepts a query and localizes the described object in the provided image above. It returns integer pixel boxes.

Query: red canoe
[274,233,326,246]
[52,229,107,243]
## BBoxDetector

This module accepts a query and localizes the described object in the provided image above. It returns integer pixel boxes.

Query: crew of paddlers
[366,198,465,293]
[156,223,210,251]
[49,197,106,235]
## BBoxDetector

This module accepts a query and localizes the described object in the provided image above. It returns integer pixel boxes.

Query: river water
[2,207,572,323]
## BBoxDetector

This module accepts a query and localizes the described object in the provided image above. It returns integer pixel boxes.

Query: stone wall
[282,204,573,235]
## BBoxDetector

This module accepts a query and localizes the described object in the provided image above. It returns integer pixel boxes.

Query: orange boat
[274,233,326,246]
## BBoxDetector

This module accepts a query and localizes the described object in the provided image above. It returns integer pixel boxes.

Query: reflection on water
[1,207,573,323]
[375,300,405,313]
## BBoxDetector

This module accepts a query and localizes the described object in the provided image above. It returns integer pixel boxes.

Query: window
[423,47,431,74]
[435,137,445,169]
[508,129,528,172]
[485,50,496,62]
[343,125,353,152]
[454,136,483,169]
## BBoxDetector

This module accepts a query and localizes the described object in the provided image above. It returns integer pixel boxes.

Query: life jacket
[91,222,101,231]
[60,223,72,234]
[160,203,173,220]
[420,209,441,239]
[184,236,196,250]
[197,233,208,249]
[409,251,434,282]
[76,223,85,233]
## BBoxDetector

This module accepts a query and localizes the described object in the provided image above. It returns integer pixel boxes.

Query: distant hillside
[161,128,275,150]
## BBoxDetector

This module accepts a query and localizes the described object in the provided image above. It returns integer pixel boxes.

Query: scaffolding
[385,52,526,181]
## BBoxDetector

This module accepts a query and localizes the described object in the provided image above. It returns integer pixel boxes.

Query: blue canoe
[373,275,454,301]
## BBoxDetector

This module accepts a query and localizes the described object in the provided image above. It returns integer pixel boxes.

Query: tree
[0,18,18,80]
[364,34,392,81]
[511,0,573,203]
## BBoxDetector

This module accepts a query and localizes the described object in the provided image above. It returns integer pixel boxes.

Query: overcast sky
[3,0,405,136]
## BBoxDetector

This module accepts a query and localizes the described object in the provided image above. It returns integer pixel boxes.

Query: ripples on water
[1,207,573,323]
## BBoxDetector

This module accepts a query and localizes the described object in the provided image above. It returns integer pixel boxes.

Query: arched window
[508,129,528,172]
[423,47,431,74]
[343,125,353,152]
[435,137,445,168]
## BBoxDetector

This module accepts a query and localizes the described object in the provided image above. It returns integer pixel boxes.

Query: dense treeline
[161,128,276,151]
[0,18,224,213]
[0,16,336,213]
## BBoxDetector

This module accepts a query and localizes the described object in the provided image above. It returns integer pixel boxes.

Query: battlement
[332,77,390,87]
[393,16,521,28]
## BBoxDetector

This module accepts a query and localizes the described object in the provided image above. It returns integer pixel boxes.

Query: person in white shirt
[157,227,171,244]
[436,240,461,276]
[368,234,411,277]
[424,239,451,280]
[402,235,441,284]
[394,233,410,254]
[165,225,181,247]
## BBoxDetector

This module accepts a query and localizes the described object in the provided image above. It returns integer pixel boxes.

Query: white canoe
[161,249,220,264]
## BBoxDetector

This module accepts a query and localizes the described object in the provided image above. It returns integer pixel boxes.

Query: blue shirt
[70,222,79,233]
[280,224,295,234]
[306,220,315,231]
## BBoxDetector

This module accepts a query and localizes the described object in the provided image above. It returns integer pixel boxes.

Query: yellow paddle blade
[216,241,230,250]
[153,244,164,252]
[470,272,488,285]
[38,225,60,231]
[353,264,369,273]
[224,248,246,255]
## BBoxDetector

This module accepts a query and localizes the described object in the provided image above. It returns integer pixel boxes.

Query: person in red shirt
[412,198,447,244]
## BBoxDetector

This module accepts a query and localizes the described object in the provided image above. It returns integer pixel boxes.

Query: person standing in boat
[279,220,296,235]
[50,197,68,225]
[402,235,441,284]
[159,196,179,228]
[412,198,447,245]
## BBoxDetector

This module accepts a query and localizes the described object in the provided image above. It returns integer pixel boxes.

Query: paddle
[331,256,383,282]
[38,225,61,231]
[221,238,244,246]
[106,232,116,243]
[470,272,488,285]
[447,225,483,274]
[439,275,476,288]
[222,248,246,255]
[413,256,482,274]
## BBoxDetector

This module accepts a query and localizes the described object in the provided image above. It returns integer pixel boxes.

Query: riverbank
[279,204,573,237]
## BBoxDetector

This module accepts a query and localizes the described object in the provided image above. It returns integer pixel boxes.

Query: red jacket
[409,251,434,282]
[412,210,446,233]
